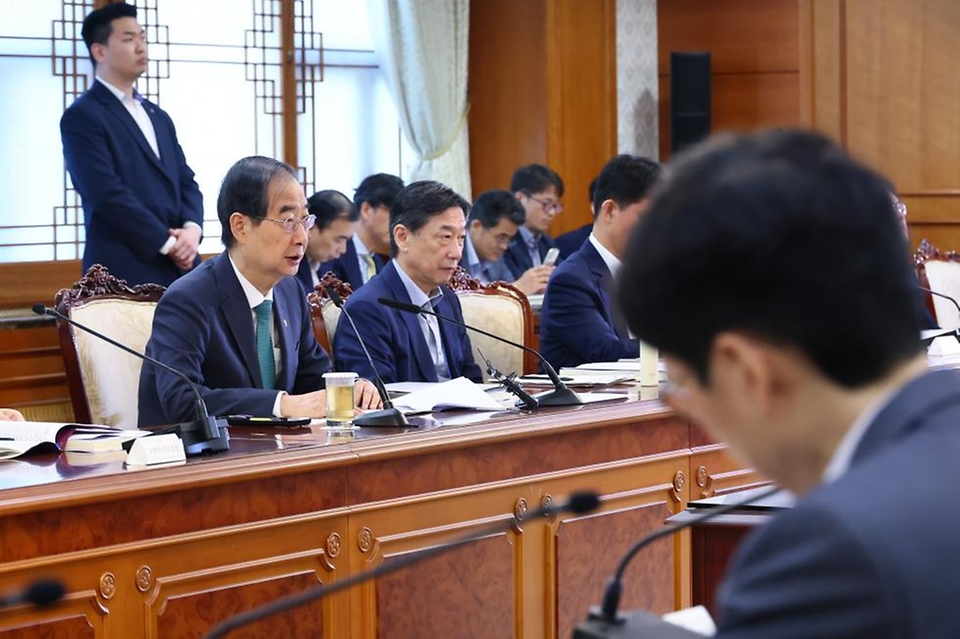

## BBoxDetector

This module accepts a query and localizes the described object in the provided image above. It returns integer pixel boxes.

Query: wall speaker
[670,52,712,154]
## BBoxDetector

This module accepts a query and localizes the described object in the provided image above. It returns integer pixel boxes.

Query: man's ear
[393,223,410,252]
[711,332,777,417]
[91,43,107,65]
[469,219,483,234]
[598,199,617,222]
[229,212,249,245]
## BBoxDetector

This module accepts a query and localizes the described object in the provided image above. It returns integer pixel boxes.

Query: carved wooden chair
[448,267,536,380]
[915,239,960,329]
[54,265,166,428]
[307,271,354,367]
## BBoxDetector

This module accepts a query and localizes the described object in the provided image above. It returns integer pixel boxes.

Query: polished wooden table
[0,388,762,638]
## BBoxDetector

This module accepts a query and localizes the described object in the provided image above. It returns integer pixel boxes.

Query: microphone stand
[35,304,230,456]
[478,348,539,410]
[326,290,408,427]
[377,297,583,407]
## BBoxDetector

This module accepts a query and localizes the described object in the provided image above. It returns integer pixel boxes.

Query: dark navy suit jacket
[539,240,638,369]
[138,252,332,426]
[503,231,558,280]
[715,368,960,638]
[311,239,387,292]
[333,260,482,383]
[61,80,203,286]
[554,223,592,260]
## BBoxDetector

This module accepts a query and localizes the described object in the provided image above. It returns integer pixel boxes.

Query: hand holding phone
[543,247,560,266]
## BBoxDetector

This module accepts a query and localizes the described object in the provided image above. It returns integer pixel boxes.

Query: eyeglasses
[524,193,563,214]
[253,214,316,233]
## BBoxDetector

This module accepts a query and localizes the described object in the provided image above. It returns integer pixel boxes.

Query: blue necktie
[255,300,276,389]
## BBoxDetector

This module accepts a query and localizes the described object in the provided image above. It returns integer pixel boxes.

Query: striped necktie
[254,300,276,389]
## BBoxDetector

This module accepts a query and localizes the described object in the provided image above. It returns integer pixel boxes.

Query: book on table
[0,421,151,460]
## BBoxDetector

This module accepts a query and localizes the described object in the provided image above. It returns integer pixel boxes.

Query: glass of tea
[322,372,358,430]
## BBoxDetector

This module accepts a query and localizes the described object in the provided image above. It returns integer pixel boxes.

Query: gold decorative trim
[135,565,154,593]
[514,497,528,520]
[539,494,554,514]
[98,572,116,600]
[326,532,341,558]
[671,470,685,503]
[357,527,372,554]
[696,465,715,498]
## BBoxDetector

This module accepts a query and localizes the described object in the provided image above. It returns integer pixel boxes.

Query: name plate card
[126,433,186,466]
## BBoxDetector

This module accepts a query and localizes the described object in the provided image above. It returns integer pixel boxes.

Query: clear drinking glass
[322,372,358,430]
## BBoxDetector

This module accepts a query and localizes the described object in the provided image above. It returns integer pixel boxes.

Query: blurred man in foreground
[618,129,959,637]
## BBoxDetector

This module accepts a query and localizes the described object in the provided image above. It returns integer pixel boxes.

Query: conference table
[0,385,763,638]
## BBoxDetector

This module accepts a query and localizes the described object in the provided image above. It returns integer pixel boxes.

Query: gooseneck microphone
[917,285,960,318]
[377,297,582,407]
[33,304,229,456]
[205,491,600,638]
[574,485,781,638]
[0,578,65,608]
[325,290,408,427]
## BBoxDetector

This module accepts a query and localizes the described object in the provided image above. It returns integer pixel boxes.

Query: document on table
[389,377,507,414]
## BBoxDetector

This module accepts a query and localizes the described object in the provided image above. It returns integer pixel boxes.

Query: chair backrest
[915,239,960,329]
[307,271,353,366]
[54,265,165,428]
[449,267,536,380]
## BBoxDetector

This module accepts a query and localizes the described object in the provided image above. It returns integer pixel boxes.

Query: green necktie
[255,300,276,389]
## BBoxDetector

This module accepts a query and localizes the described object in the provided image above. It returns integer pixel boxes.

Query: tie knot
[255,300,273,320]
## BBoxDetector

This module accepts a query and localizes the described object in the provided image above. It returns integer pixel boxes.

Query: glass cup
[322,372,358,430]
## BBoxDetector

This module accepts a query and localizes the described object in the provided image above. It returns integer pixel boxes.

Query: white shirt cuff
[273,391,285,417]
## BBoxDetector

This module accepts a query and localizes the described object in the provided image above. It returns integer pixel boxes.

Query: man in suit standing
[319,173,403,290]
[503,164,565,280]
[138,156,379,426]
[334,181,482,384]
[619,129,960,637]
[61,2,203,286]
[462,190,552,294]
[540,155,661,369]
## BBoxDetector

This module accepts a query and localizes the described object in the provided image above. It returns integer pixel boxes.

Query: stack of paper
[388,377,508,414]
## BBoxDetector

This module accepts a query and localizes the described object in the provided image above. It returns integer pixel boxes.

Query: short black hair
[81,2,137,67]
[618,129,922,388]
[468,190,525,229]
[217,156,298,249]
[307,189,358,231]
[390,181,470,257]
[354,173,404,210]
[510,164,565,198]
[593,155,661,216]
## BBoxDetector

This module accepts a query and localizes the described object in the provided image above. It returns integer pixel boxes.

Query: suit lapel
[214,255,262,387]
[273,283,298,391]
[582,243,630,338]
[436,292,462,378]
[92,83,173,185]
[383,265,437,382]
[143,99,181,186]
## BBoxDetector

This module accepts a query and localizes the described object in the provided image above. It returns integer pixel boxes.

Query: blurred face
[230,176,309,294]
[394,207,466,293]
[469,218,519,262]
[360,202,392,254]
[92,17,148,84]
[517,186,562,235]
[306,217,356,263]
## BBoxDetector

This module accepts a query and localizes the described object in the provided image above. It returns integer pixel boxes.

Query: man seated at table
[540,154,661,369]
[618,129,960,637]
[334,180,483,384]
[320,173,403,290]
[295,189,359,293]
[462,189,552,295]
[503,164,564,280]
[138,156,380,426]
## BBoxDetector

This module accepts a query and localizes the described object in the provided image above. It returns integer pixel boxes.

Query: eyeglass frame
[523,191,563,214]
[250,213,317,234]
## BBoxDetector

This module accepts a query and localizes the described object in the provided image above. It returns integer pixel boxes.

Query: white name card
[126,433,186,466]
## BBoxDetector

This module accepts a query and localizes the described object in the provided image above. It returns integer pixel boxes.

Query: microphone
[326,290,409,427]
[0,578,65,608]
[574,485,781,638]
[33,304,229,456]
[377,297,582,407]
[478,347,539,410]
[917,285,960,319]
[205,490,601,638]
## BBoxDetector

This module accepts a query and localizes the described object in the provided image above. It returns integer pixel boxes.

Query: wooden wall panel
[468,0,617,237]
[0,260,82,310]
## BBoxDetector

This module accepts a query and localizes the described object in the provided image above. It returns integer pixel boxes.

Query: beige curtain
[367,0,472,199]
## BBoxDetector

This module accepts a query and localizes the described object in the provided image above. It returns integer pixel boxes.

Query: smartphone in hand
[543,247,560,266]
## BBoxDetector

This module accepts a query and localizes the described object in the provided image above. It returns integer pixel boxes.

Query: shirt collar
[463,233,481,269]
[393,260,443,309]
[518,226,539,247]
[229,254,275,310]
[352,233,371,257]
[96,76,134,102]
[822,386,898,483]
[588,233,622,278]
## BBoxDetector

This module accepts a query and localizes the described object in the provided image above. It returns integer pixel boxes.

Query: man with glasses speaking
[138,156,380,426]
